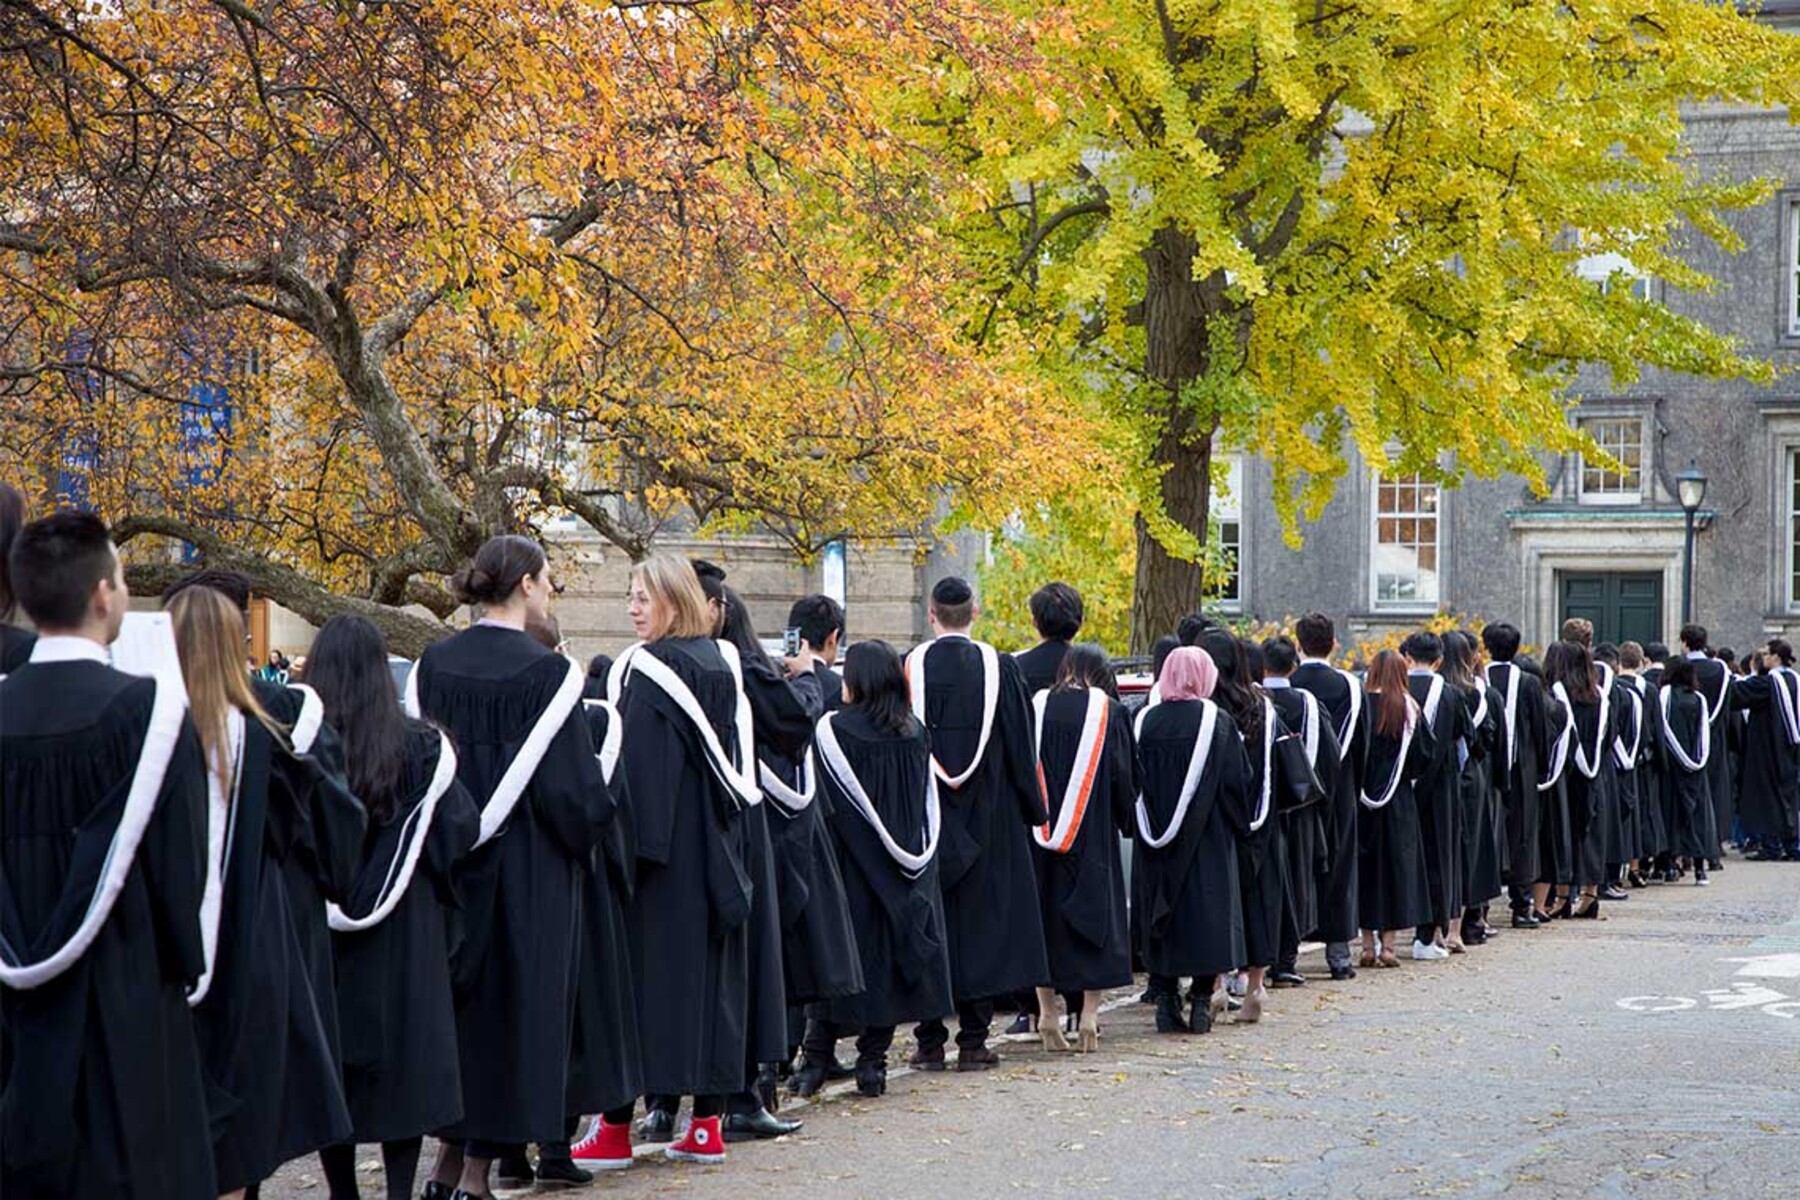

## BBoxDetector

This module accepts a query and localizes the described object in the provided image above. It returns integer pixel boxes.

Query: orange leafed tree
[0,0,1078,652]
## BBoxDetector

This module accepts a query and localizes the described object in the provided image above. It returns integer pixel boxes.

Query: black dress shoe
[825,1056,855,1081]
[788,1063,828,1097]
[495,1152,535,1187]
[908,1045,947,1071]
[1154,994,1190,1034]
[422,1184,454,1200]
[722,1107,803,1142]
[636,1108,677,1143]
[1004,1013,1033,1035]
[1599,885,1630,901]
[1270,969,1307,988]
[1329,964,1357,981]
[854,1063,887,1097]
[1511,910,1541,929]
[1709,858,1724,872]
[1461,926,1487,946]
[533,1157,594,1189]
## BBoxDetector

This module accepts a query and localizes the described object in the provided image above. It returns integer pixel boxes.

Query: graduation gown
[1233,702,1293,970]
[1637,667,1671,858]
[413,625,610,1142]
[814,659,845,713]
[909,636,1050,1000]
[1014,639,1071,695]
[251,678,364,1111]
[0,656,216,1200]
[1292,662,1362,943]
[1357,702,1437,932]
[1610,676,1650,864]
[818,709,954,1029]
[1537,690,1577,886]
[0,623,35,674]
[192,719,361,1192]
[1132,699,1251,977]
[1559,692,1618,890]
[1658,688,1717,859]
[1483,661,1548,892]
[1406,673,1463,930]
[618,637,754,1097]
[330,725,481,1142]
[1730,672,1800,845]
[1268,685,1335,946]
[1460,681,1505,907]
[566,701,644,1117]
[1691,657,1735,854]
[1031,689,1136,992]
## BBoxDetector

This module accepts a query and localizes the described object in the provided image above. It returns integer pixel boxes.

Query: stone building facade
[1229,83,1800,655]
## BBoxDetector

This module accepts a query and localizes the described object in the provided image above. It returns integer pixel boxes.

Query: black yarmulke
[931,576,973,606]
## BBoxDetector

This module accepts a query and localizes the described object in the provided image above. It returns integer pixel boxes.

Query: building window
[1211,457,1242,608]
[1372,472,1440,609]
[1790,450,1800,609]
[1575,246,1651,302]
[1578,416,1644,504]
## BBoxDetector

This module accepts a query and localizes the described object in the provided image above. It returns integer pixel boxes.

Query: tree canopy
[918,0,1800,649]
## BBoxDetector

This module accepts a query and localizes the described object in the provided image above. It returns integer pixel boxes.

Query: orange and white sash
[905,635,1000,789]
[1030,687,1109,854]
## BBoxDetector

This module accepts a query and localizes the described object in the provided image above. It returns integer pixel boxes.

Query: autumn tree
[920,0,1800,650]
[0,0,1074,653]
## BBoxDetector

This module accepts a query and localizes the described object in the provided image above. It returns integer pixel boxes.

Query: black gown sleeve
[997,653,1051,827]
[1106,701,1138,836]
[530,709,613,862]
[1213,718,1257,837]
[279,741,370,903]
[743,657,820,760]
[140,716,211,984]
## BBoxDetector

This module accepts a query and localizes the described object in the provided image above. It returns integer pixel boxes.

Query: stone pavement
[267,860,1800,1199]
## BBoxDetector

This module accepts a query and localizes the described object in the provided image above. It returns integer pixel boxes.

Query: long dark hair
[0,482,26,621]
[1198,628,1264,745]
[305,615,410,821]
[1150,635,1180,681]
[719,585,777,672]
[1053,642,1118,700]
[1438,629,1477,689]
[1366,650,1412,739]
[843,640,915,736]
[1544,639,1598,705]
[1664,656,1698,691]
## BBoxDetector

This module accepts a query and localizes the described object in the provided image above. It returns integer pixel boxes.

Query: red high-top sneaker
[570,1117,634,1171]
[665,1114,727,1164]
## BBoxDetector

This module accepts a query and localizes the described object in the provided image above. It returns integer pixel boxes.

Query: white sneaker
[1411,940,1450,961]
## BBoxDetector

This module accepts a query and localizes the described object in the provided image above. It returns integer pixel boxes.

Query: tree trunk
[1129,226,1216,653]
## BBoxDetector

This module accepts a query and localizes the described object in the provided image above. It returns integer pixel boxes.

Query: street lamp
[1677,458,1708,626]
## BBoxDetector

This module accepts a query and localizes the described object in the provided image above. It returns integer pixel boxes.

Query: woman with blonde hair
[594,553,759,1166]
[169,585,366,1200]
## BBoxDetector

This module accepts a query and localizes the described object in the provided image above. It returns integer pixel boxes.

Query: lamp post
[1677,458,1708,627]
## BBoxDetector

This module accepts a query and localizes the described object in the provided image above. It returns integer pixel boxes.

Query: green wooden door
[1559,572,1664,647]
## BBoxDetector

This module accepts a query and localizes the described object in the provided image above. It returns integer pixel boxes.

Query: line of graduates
[8,494,1798,1200]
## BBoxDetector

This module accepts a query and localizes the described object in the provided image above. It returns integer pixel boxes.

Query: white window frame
[1370,471,1441,612]
[1576,415,1645,506]
[1211,456,1243,611]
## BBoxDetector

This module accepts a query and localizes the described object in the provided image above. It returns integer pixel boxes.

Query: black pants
[914,997,994,1055]
[1147,973,1217,1002]
[536,1116,583,1165]
[645,1094,725,1119]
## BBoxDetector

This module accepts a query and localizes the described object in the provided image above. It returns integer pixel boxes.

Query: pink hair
[1159,646,1218,702]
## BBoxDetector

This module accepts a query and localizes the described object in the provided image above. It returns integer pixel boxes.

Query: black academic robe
[1132,700,1252,977]
[1014,639,1072,696]
[1538,691,1577,887]
[1730,672,1800,845]
[1561,693,1619,890]
[331,725,481,1142]
[413,625,610,1142]
[814,659,845,713]
[0,659,216,1200]
[1292,662,1361,943]
[1357,701,1437,932]
[619,637,753,1097]
[1637,667,1670,858]
[1232,703,1294,970]
[1484,661,1549,892]
[251,678,364,1106]
[1460,681,1505,908]
[1657,688,1717,859]
[1031,690,1136,992]
[911,636,1050,1000]
[192,719,360,1192]
[567,702,644,1117]
[1407,673,1464,930]
[1691,656,1735,854]
[1268,686,1335,946]
[0,623,35,674]
[819,709,953,1030]
[1609,677,1649,865]
[756,665,863,1007]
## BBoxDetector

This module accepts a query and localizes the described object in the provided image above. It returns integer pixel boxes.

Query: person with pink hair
[1129,648,1255,1035]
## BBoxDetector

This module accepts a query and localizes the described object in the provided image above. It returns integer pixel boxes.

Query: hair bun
[451,564,503,606]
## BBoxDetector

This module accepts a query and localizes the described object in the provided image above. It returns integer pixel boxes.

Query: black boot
[754,1064,781,1113]
[1154,993,1190,1034]
[788,1062,829,1097]
[855,1062,887,1098]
